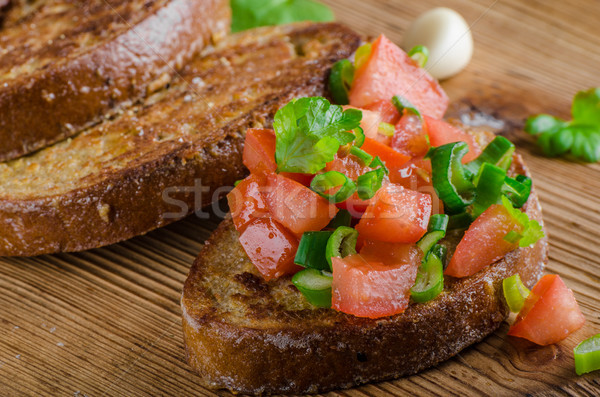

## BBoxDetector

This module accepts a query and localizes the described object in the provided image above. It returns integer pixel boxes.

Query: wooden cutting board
[1,0,599,395]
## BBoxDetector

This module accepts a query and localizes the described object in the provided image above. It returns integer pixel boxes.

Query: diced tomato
[360,240,422,266]
[361,137,410,169]
[227,174,269,233]
[391,113,429,157]
[325,153,373,217]
[425,116,481,163]
[243,128,277,174]
[445,204,522,278]
[331,254,418,318]
[238,218,301,281]
[364,100,401,124]
[280,172,313,186]
[349,34,448,119]
[355,183,431,243]
[389,159,443,215]
[508,275,585,345]
[343,106,382,141]
[264,173,337,236]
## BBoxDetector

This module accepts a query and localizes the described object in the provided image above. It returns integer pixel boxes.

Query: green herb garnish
[525,87,600,162]
[274,97,362,173]
[231,0,334,33]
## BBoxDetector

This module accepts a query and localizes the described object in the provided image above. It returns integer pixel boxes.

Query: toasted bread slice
[0,0,230,161]
[0,23,361,256]
[181,132,548,394]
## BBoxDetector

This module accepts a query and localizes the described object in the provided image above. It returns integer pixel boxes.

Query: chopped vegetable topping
[274,97,362,174]
[295,231,333,271]
[329,59,354,105]
[325,226,358,268]
[231,0,334,32]
[292,268,333,308]
[408,45,429,68]
[501,196,544,248]
[574,334,600,375]
[502,274,531,313]
[525,87,600,162]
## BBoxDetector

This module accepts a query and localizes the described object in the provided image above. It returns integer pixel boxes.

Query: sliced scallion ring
[392,95,422,119]
[292,268,333,308]
[369,156,390,174]
[432,244,448,269]
[465,136,516,174]
[430,141,475,213]
[379,122,395,137]
[356,168,385,200]
[408,45,429,68]
[328,59,354,105]
[294,231,333,271]
[574,334,600,376]
[326,209,352,229]
[502,175,532,208]
[502,274,530,313]
[353,126,365,147]
[448,212,473,230]
[325,226,358,269]
[311,171,357,203]
[428,214,449,233]
[471,162,507,219]
[411,252,444,303]
[350,146,373,166]
[354,43,372,70]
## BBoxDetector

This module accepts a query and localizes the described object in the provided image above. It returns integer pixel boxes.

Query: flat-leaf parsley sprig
[525,87,600,163]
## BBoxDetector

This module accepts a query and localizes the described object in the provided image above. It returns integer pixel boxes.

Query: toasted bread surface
[0,0,230,161]
[181,136,548,394]
[0,23,362,256]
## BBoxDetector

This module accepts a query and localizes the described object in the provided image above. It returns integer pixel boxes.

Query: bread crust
[181,153,548,394]
[0,0,230,161]
[0,23,362,256]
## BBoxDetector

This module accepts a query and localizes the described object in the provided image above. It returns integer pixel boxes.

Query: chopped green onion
[353,126,365,147]
[417,230,445,256]
[408,45,429,68]
[502,175,532,208]
[448,212,473,230]
[574,334,600,375]
[292,268,333,308]
[502,274,531,313]
[411,252,444,303]
[503,230,523,244]
[328,59,355,105]
[294,231,333,271]
[356,168,385,200]
[326,226,358,269]
[369,156,390,174]
[432,244,448,269]
[392,95,422,119]
[350,147,373,168]
[379,122,395,137]
[354,43,372,70]
[234,179,242,187]
[430,142,475,213]
[471,163,507,219]
[428,214,449,233]
[311,171,357,203]
[326,209,352,229]
[465,136,515,174]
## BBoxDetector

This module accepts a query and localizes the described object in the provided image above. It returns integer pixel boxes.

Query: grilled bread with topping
[0,23,361,256]
[0,0,229,161]
[181,129,548,394]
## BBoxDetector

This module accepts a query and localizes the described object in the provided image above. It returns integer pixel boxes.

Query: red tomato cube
[349,34,449,119]
[392,113,429,157]
[360,240,422,266]
[238,218,301,281]
[331,254,418,318]
[361,137,410,170]
[425,116,481,163]
[355,183,432,243]
[508,275,585,345]
[343,105,383,141]
[389,159,443,215]
[243,128,277,175]
[264,173,338,237]
[363,100,401,124]
[227,174,269,233]
[445,204,522,278]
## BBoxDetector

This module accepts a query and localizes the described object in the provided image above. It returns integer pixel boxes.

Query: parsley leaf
[525,87,600,162]
[231,0,334,33]
[274,97,362,174]
[501,196,544,248]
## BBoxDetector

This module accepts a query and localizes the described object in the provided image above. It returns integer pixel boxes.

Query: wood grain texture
[1,0,600,395]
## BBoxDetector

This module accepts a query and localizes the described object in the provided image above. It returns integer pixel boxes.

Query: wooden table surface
[2,0,600,395]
